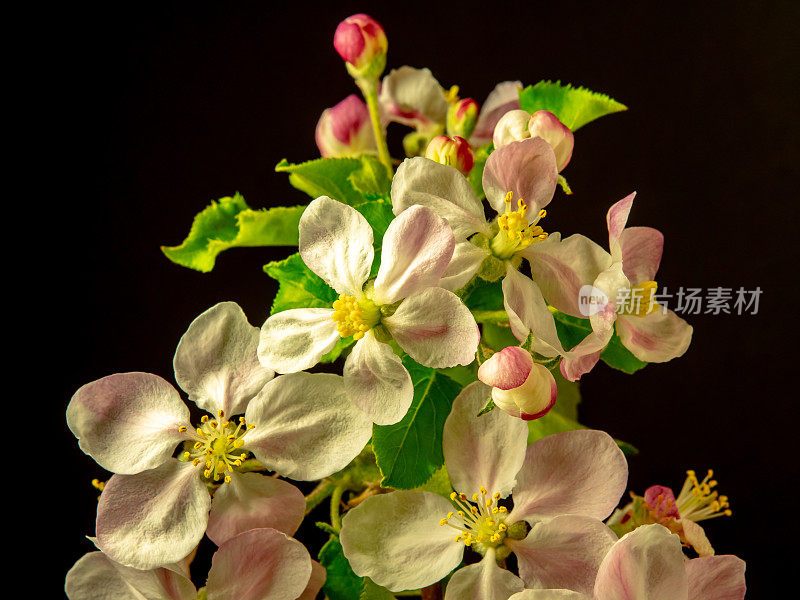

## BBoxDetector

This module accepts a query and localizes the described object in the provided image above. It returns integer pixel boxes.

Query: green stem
[471,310,509,323]
[305,480,337,514]
[330,485,345,533]
[358,77,393,173]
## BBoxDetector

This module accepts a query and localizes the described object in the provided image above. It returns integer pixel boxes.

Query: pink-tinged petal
[257,308,339,374]
[606,193,636,257]
[439,241,489,291]
[680,519,715,557]
[205,528,312,600]
[244,373,372,480]
[618,226,663,285]
[509,591,591,600]
[501,268,565,356]
[644,485,680,519]
[559,328,613,382]
[528,111,574,171]
[391,157,491,241]
[206,472,305,546]
[174,302,274,418]
[340,491,465,592]
[297,561,326,600]
[378,66,448,130]
[685,555,746,600]
[383,287,479,368]
[443,381,528,498]
[67,373,190,475]
[509,515,617,595]
[471,80,523,146]
[373,205,455,304]
[96,460,210,570]
[478,346,534,390]
[492,362,557,419]
[594,524,688,600]
[299,196,373,295]
[507,430,627,523]
[315,94,377,158]
[65,551,197,600]
[444,551,525,600]
[525,233,612,318]
[483,137,559,217]
[615,310,693,363]
[588,263,628,335]
[343,332,414,425]
[493,109,532,148]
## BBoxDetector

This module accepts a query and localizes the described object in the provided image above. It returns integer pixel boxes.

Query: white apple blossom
[258,196,479,425]
[67,301,372,569]
[471,80,524,147]
[339,383,628,597]
[379,66,449,134]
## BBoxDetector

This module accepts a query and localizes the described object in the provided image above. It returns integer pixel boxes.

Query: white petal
[439,241,489,291]
[343,333,414,425]
[391,157,491,241]
[594,524,688,600]
[206,472,305,546]
[685,555,746,600]
[509,589,591,600]
[257,308,339,373]
[615,310,693,363]
[471,80,523,146]
[379,66,448,130]
[174,301,274,417]
[244,373,373,480]
[95,460,210,570]
[299,196,373,295]
[383,287,479,367]
[443,381,528,498]
[65,551,197,600]
[339,491,464,592]
[206,528,312,600]
[507,430,628,523]
[502,267,565,356]
[373,205,455,304]
[67,373,190,475]
[444,552,524,600]
[509,515,617,595]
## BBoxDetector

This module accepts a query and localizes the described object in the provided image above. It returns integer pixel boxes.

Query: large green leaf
[319,537,363,600]
[353,197,394,247]
[276,157,364,206]
[162,193,304,272]
[373,357,462,489]
[349,155,392,199]
[462,278,504,312]
[518,81,627,131]
[360,579,397,600]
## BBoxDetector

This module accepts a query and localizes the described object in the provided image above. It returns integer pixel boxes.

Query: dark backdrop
[46,1,798,596]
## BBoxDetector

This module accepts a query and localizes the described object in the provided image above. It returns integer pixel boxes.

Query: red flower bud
[334,14,388,79]
[446,98,479,139]
[425,135,474,174]
[315,95,377,158]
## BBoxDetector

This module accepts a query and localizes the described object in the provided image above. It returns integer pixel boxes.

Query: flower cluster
[67,12,746,600]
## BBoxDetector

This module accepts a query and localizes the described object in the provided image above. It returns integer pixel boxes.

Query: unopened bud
[527,110,574,171]
[425,135,474,174]
[315,95,377,158]
[447,98,479,139]
[334,14,388,80]
[492,109,532,148]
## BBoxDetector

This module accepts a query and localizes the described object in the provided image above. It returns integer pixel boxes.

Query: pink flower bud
[424,135,474,174]
[478,346,557,420]
[527,110,574,171]
[315,95,377,158]
[492,109,532,148]
[334,14,388,78]
[446,98,479,139]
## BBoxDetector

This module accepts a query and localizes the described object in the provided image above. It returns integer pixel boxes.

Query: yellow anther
[183,451,191,459]
[201,415,209,423]
[330,294,380,339]
[480,486,487,495]
[676,468,732,522]
[450,492,458,501]
[624,280,660,317]
[178,425,187,433]
[493,492,501,499]
[491,191,549,259]
[440,519,448,526]
[224,476,231,483]
[447,512,454,519]
[91,478,106,492]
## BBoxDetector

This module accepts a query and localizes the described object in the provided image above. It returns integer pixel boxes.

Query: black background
[46,1,798,596]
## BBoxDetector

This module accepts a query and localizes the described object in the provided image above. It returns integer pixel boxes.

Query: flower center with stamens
[620,281,659,317]
[440,487,511,553]
[331,294,381,340]
[490,192,548,259]
[676,469,732,520]
[181,410,253,484]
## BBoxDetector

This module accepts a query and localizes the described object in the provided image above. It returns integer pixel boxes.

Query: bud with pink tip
[315,95,377,158]
[425,135,474,174]
[334,13,388,80]
[446,98,479,139]
[527,110,574,171]
[477,346,557,420]
[492,109,532,148]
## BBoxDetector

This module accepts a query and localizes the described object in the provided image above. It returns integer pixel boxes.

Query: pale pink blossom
[315,94,377,158]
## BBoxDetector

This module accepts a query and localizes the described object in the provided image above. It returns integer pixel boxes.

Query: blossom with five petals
[339,382,628,597]
[67,301,372,569]
[258,196,479,425]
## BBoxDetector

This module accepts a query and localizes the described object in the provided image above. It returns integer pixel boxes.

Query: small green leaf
[349,155,392,198]
[557,174,573,195]
[482,322,518,351]
[462,278,505,312]
[467,143,493,200]
[518,81,627,131]
[319,537,363,600]
[276,157,364,206]
[614,439,639,456]
[600,332,648,374]
[162,193,304,272]
[360,578,397,600]
[352,197,395,247]
[373,358,462,489]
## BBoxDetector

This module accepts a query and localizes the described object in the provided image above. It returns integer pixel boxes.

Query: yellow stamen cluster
[183,410,253,484]
[491,192,548,259]
[676,469,732,521]
[622,280,659,317]
[441,486,509,548]
[331,295,379,340]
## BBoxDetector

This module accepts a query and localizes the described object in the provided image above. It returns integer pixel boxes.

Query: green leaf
[319,537,363,600]
[527,408,584,445]
[436,364,477,388]
[373,357,462,489]
[412,465,453,498]
[162,193,304,272]
[353,197,395,247]
[482,322,518,351]
[276,157,364,206]
[468,143,492,200]
[551,369,580,421]
[462,278,505,312]
[600,332,648,374]
[349,155,392,198]
[360,579,397,600]
[614,439,639,456]
[518,81,627,131]
[478,398,496,416]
